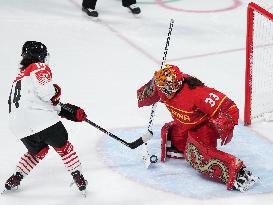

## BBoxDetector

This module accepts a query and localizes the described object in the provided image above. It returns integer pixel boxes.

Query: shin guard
[16,146,49,177]
[54,141,82,173]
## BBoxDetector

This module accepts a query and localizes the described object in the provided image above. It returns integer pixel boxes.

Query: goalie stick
[142,103,158,168]
[148,18,175,134]
[59,102,147,149]
[141,19,175,168]
[149,18,175,127]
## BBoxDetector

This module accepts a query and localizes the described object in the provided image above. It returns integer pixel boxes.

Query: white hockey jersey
[8,63,61,139]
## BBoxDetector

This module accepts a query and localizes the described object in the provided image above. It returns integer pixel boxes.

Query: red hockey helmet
[154,64,187,98]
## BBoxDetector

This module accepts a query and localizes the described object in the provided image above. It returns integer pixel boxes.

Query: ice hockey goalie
[137,64,259,192]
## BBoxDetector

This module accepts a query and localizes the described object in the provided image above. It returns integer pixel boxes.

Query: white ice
[0,0,273,205]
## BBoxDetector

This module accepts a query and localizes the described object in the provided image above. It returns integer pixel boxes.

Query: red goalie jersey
[137,77,239,135]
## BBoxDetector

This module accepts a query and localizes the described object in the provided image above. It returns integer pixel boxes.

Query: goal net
[244,2,273,125]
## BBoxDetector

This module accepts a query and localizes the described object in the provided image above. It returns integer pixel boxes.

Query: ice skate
[82,7,99,17]
[2,172,24,193]
[233,168,259,192]
[71,170,88,197]
[127,4,141,15]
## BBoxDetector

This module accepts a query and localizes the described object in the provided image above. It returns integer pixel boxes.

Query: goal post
[244,2,273,125]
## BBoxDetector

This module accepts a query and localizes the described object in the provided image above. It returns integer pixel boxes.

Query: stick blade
[129,137,144,149]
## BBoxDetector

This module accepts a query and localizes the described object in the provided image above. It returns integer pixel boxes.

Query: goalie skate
[233,168,259,192]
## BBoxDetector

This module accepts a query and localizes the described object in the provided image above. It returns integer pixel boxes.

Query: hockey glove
[210,113,235,146]
[51,84,61,106]
[59,103,87,122]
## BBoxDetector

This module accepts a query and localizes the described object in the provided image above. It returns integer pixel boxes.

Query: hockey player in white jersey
[4,41,88,195]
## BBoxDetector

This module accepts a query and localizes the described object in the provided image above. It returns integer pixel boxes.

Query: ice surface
[1,0,273,205]
[98,123,273,199]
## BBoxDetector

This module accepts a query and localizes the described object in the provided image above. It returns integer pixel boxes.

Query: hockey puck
[150,155,158,163]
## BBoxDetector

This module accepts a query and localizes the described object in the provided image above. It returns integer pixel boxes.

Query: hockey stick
[141,103,158,168]
[148,18,175,135]
[84,118,146,149]
[59,102,147,149]
[150,18,175,125]
[149,18,175,130]
[160,19,175,69]
[141,19,175,168]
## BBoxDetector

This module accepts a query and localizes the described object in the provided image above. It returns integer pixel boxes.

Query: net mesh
[250,5,273,121]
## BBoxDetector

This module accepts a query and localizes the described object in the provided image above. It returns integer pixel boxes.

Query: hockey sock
[54,141,82,173]
[16,146,49,177]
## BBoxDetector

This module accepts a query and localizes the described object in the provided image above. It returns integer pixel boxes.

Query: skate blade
[1,186,19,195]
[240,178,259,192]
[70,181,88,197]
[90,17,100,23]
[70,181,75,187]
[129,12,141,18]
[1,190,7,195]
[81,190,87,198]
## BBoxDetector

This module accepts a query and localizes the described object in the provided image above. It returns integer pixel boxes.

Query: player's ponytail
[184,76,204,89]
[19,55,39,70]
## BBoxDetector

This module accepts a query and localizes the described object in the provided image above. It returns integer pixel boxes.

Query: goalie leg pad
[161,122,185,162]
[161,122,173,162]
[169,124,188,153]
[184,131,245,190]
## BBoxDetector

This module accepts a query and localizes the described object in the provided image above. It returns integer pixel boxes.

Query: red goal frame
[244,2,273,125]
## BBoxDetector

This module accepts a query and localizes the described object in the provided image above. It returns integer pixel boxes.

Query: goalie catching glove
[59,103,87,122]
[210,112,235,146]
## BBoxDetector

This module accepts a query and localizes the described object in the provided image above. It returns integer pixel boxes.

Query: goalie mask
[154,64,185,99]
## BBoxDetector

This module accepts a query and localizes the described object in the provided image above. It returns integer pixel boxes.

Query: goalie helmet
[154,64,186,98]
[21,41,49,65]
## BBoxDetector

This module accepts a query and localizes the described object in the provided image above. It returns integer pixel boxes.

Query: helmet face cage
[154,64,183,97]
[21,41,49,63]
